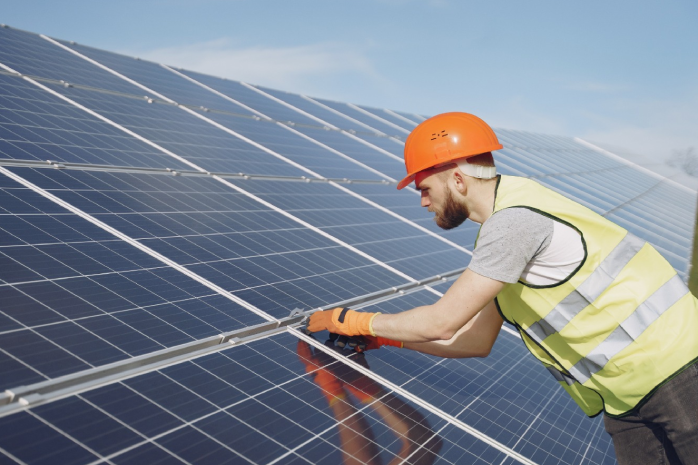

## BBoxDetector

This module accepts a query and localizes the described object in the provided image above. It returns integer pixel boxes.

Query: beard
[434,189,469,230]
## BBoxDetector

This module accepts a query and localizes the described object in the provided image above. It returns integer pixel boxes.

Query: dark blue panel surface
[53,42,387,181]
[312,96,411,138]
[0,73,193,169]
[46,83,310,176]
[11,167,409,319]
[177,70,411,179]
[257,84,408,160]
[227,178,471,279]
[0,172,265,389]
[0,331,514,465]
[356,104,420,131]
[347,182,482,250]
[0,27,144,95]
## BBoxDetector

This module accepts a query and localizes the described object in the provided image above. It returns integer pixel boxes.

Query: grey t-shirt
[469,208,554,283]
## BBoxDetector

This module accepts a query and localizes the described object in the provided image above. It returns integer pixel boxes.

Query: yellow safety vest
[486,175,698,417]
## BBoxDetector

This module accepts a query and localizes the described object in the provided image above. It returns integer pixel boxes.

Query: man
[308,112,698,464]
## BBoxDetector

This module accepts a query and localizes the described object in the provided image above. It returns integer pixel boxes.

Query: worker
[307,112,698,465]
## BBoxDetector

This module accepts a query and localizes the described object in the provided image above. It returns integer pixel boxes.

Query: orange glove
[307,307,380,337]
[355,335,403,352]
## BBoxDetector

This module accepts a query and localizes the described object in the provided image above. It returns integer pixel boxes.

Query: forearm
[401,300,503,358]
[371,305,451,342]
[370,270,504,343]
[404,340,485,358]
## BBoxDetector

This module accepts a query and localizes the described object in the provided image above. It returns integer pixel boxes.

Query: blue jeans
[604,362,698,465]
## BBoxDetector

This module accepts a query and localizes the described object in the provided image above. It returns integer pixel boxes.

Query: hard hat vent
[430,130,448,141]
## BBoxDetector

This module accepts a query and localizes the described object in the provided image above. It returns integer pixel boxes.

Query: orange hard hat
[397,112,503,190]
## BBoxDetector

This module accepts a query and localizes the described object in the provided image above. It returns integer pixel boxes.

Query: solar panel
[354,104,420,131]
[0,331,518,465]
[0,23,695,465]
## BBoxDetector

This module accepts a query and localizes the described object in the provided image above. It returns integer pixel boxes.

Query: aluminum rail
[0,158,397,185]
[0,68,404,140]
[0,268,463,417]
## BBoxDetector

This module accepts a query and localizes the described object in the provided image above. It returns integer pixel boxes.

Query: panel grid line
[26,39,464,288]
[346,102,411,135]
[0,164,276,321]
[292,327,539,465]
[163,64,399,183]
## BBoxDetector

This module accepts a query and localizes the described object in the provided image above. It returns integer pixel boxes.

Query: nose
[420,190,430,208]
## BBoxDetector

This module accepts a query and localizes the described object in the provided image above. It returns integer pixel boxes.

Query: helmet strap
[456,160,497,179]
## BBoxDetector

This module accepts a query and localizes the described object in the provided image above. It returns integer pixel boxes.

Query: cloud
[121,38,383,93]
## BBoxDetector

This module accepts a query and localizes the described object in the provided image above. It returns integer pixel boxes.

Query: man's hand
[330,334,404,352]
[307,307,381,337]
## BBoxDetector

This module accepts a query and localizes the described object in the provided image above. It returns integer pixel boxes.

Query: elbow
[436,327,457,341]
[470,347,492,358]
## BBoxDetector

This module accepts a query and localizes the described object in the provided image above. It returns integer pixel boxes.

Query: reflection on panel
[325,290,617,465]
[0,331,512,465]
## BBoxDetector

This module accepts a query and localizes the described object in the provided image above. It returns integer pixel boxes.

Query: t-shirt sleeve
[469,208,554,283]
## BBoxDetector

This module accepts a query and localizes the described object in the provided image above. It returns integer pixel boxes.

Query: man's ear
[452,169,467,195]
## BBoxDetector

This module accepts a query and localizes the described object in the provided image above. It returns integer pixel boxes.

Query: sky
[2,0,698,186]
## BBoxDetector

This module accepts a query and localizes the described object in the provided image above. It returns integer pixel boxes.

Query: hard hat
[397,112,503,190]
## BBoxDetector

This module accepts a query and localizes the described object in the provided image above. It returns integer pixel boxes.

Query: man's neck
[464,177,498,224]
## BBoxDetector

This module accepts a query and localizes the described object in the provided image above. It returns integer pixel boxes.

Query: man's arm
[403,299,503,358]
[372,269,505,343]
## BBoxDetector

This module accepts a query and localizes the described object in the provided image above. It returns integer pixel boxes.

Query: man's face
[415,169,469,230]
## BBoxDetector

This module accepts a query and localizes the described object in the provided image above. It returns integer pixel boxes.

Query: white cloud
[120,38,383,93]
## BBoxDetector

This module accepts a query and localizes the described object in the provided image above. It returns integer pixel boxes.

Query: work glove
[306,307,381,337]
[331,333,403,352]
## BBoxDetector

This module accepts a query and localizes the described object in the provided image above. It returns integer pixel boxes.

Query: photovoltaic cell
[170,70,410,181]
[0,170,265,390]
[8,167,410,318]
[311,96,411,138]
[0,31,311,178]
[248,84,406,159]
[224,178,472,278]
[47,42,389,181]
[0,73,192,169]
[42,82,310,176]
[355,104,420,131]
[0,331,512,465]
[0,28,140,96]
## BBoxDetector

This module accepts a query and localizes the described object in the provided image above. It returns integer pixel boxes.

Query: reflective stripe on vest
[526,232,646,344]
[567,274,689,383]
[490,175,698,416]
[546,365,575,386]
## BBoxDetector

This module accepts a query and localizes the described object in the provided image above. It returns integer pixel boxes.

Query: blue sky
[2,0,697,182]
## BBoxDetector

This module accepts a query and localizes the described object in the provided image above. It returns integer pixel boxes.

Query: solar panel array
[0,24,695,465]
